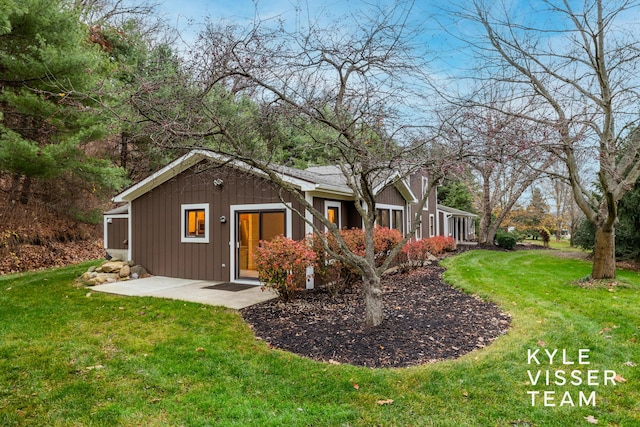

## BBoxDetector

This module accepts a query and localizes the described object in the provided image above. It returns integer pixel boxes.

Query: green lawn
[0,252,638,426]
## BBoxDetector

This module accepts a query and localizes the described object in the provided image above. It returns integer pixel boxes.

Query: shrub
[312,227,403,292]
[495,232,517,250]
[539,227,551,247]
[401,239,432,264]
[425,235,457,255]
[400,236,457,268]
[254,236,316,302]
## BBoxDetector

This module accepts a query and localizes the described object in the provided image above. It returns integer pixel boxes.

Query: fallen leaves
[613,374,627,384]
[376,399,394,405]
[584,415,598,424]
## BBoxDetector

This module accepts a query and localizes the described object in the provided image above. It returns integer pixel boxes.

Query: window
[325,201,341,229]
[181,203,210,243]
[393,210,404,233]
[429,214,435,237]
[376,205,403,232]
[421,176,429,211]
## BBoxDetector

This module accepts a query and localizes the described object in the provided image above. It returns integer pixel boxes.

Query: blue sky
[154,0,464,78]
[156,1,442,45]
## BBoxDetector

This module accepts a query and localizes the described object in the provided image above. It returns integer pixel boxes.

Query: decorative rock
[119,264,131,278]
[88,266,96,273]
[130,265,148,278]
[101,261,127,273]
[86,272,119,286]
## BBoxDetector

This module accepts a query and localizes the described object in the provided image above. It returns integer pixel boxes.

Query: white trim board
[229,202,293,284]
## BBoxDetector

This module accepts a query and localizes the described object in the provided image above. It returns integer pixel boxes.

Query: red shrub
[312,227,403,292]
[401,236,457,263]
[254,236,316,302]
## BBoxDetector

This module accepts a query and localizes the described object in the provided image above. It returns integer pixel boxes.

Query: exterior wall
[312,197,353,231]
[106,217,128,249]
[376,184,406,207]
[131,162,305,281]
[407,172,438,239]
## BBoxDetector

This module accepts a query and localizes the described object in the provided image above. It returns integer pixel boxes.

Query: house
[104,149,475,286]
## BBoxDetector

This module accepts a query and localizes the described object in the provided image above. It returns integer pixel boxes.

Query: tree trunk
[485,225,498,246]
[19,176,32,205]
[592,226,616,279]
[478,175,492,244]
[363,274,383,327]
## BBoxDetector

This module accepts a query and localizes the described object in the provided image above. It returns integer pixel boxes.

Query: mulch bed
[241,265,511,368]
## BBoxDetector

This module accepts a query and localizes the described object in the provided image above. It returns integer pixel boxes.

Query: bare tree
[132,2,451,326]
[454,0,640,279]
[439,99,554,244]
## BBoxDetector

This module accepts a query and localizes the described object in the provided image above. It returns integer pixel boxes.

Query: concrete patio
[91,276,276,309]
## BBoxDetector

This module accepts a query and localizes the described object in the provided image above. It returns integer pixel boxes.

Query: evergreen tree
[574,179,640,260]
[437,179,475,213]
[0,0,127,207]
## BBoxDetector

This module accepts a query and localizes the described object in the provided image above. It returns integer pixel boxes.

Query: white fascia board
[113,150,208,203]
[113,148,355,203]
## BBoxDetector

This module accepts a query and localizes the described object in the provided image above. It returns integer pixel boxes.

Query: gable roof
[113,149,417,204]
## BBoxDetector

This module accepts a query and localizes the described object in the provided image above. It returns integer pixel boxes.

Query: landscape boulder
[77,259,149,286]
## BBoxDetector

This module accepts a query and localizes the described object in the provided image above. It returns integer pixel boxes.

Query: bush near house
[313,227,403,293]
[254,236,316,302]
[401,236,457,264]
[495,232,517,250]
[256,230,456,300]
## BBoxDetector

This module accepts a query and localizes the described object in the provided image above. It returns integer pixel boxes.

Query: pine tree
[0,0,127,206]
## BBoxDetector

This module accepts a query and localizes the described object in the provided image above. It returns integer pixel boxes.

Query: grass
[523,238,587,251]
[0,252,638,426]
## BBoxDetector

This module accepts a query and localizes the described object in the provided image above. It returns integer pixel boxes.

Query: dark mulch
[241,265,511,368]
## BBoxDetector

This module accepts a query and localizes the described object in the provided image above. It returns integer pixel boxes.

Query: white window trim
[375,203,404,231]
[421,176,429,211]
[325,200,342,230]
[181,203,210,243]
[103,213,129,249]
[229,203,293,285]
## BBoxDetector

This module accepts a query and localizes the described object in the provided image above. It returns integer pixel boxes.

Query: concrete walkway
[91,276,276,309]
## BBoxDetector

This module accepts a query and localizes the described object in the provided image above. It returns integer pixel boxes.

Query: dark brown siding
[131,162,305,281]
[313,197,324,231]
[106,218,128,249]
[344,202,362,228]
[376,184,405,206]
[407,171,439,238]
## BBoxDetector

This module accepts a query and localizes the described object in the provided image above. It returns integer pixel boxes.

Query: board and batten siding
[131,163,305,281]
[375,184,406,207]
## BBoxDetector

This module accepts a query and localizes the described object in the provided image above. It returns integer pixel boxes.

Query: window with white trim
[181,203,210,243]
[421,176,429,211]
[375,205,404,233]
[325,201,341,229]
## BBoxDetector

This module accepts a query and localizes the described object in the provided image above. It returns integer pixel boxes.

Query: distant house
[104,149,475,286]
